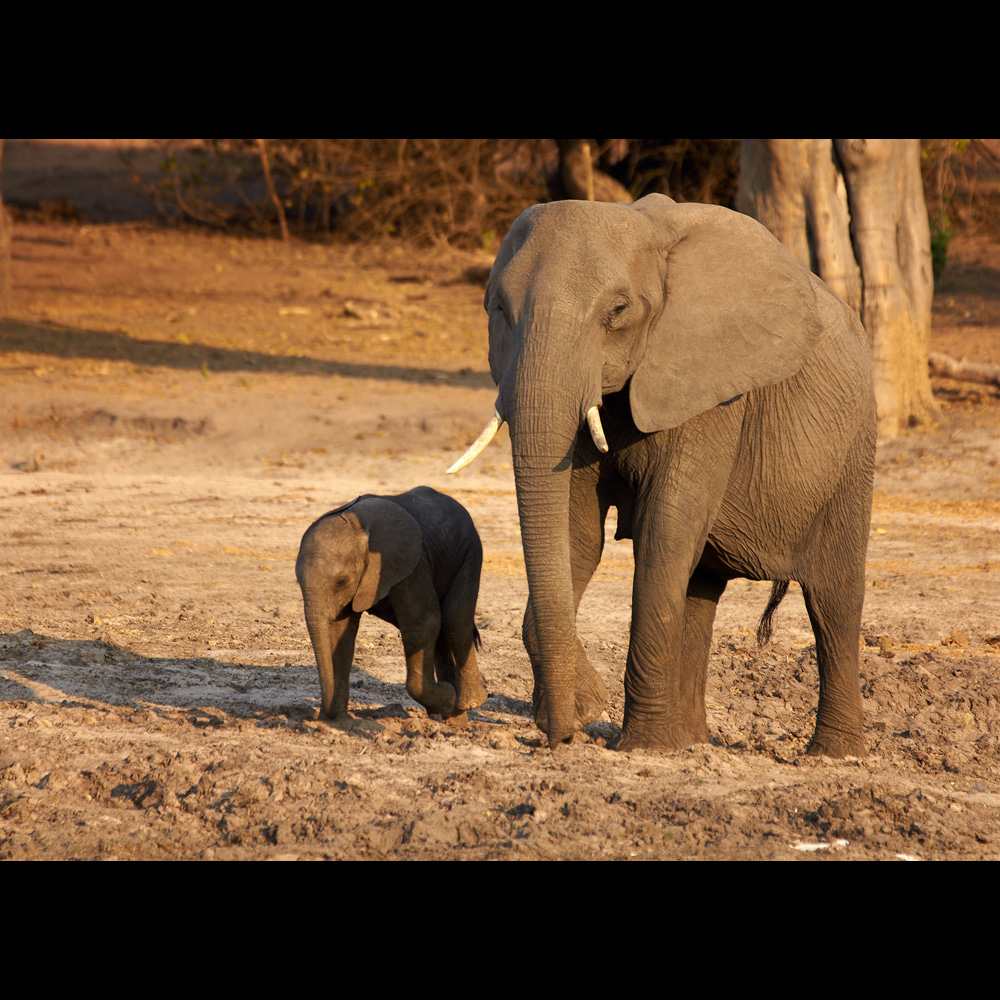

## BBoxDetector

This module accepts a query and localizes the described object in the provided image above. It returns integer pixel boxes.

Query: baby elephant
[296,486,487,723]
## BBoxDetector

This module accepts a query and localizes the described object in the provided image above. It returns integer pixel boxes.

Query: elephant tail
[473,624,482,651]
[756,580,790,646]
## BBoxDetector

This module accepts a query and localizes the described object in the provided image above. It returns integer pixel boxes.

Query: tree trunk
[928,352,1000,388]
[0,140,12,317]
[738,138,936,438]
[556,139,633,203]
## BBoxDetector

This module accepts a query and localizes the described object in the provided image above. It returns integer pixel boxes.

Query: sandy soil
[2,157,1000,859]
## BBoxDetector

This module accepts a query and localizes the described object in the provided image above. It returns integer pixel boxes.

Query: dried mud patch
[20,409,215,441]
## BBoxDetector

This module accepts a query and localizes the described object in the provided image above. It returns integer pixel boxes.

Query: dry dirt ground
[2,160,999,860]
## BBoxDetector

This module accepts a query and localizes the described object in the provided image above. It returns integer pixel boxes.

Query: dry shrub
[260,139,744,241]
[136,140,552,249]
[920,139,1000,227]
[300,139,553,248]
[622,139,741,206]
[136,139,747,246]
[918,139,1000,276]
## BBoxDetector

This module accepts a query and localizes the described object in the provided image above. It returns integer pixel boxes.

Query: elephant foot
[413,681,457,720]
[577,665,608,727]
[615,720,711,753]
[322,709,351,725]
[444,710,471,728]
[534,656,608,725]
[456,674,488,712]
[533,680,607,739]
[806,725,865,759]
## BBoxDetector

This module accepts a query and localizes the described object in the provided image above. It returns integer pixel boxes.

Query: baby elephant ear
[629,196,823,434]
[351,498,423,613]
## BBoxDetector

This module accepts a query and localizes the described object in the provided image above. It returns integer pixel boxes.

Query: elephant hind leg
[800,452,871,758]
[435,630,486,714]
[439,576,488,713]
[433,634,457,688]
[801,578,866,758]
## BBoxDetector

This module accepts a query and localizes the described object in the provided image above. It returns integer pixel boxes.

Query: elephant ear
[350,498,423,613]
[628,195,823,434]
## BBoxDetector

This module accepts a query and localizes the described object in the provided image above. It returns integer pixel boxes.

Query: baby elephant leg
[440,569,487,712]
[393,567,457,718]
[402,636,457,718]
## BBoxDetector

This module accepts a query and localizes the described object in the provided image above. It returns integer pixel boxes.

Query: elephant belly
[707,489,822,583]
[697,540,752,582]
[368,600,400,628]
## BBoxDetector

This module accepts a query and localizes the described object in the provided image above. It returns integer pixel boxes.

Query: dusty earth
[2,148,1000,859]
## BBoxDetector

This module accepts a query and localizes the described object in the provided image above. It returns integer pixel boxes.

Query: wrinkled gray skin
[295,487,487,722]
[486,194,876,756]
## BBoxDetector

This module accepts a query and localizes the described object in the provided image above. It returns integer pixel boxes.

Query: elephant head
[295,496,423,718]
[450,194,824,746]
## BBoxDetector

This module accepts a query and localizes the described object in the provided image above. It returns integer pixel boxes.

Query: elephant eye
[606,299,630,329]
[492,299,511,325]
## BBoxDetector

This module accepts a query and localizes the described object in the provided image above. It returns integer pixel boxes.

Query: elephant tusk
[587,405,609,453]
[446,410,504,474]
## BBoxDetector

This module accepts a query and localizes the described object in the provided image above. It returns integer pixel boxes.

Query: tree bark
[556,139,632,203]
[0,140,12,316]
[738,139,936,438]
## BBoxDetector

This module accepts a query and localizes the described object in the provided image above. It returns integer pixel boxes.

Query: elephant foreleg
[618,573,697,752]
[623,575,740,750]
[677,566,727,743]
[617,507,725,750]
[617,412,741,752]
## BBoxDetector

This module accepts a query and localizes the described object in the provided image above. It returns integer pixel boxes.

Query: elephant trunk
[505,329,598,746]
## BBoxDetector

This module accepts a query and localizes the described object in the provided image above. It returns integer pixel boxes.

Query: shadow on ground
[0,319,493,387]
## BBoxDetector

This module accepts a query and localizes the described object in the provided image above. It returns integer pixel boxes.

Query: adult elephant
[450,194,876,757]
